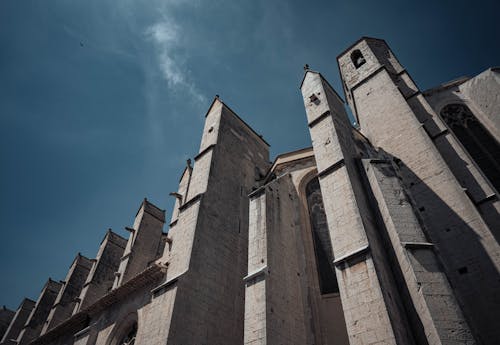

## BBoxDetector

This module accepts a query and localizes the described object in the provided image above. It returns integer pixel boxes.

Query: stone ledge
[248,186,266,199]
[194,144,216,162]
[475,193,498,206]
[366,159,391,164]
[73,325,91,340]
[243,266,268,283]
[179,193,204,212]
[317,159,345,179]
[402,242,434,249]
[429,128,449,140]
[404,91,420,101]
[308,110,331,128]
[151,270,188,297]
[333,244,370,266]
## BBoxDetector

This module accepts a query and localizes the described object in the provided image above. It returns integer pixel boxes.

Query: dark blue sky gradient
[1,0,499,309]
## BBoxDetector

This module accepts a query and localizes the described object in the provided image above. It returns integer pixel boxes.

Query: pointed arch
[106,312,138,345]
[296,169,339,295]
[440,103,500,192]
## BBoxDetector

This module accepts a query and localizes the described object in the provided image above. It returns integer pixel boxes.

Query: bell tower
[338,37,500,344]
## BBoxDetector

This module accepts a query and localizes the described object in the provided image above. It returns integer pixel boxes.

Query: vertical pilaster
[244,175,310,345]
[244,188,268,345]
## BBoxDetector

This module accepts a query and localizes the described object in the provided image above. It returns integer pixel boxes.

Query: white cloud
[145,17,206,105]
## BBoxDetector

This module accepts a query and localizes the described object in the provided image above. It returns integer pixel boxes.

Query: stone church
[1,37,499,345]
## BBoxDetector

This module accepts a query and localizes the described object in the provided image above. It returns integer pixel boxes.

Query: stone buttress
[244,175,311,345]
[338,37,500,344]
[301,69,416,345]
[73,230,127,314]
[141,97,270,345]
[40,254,93,334]
[16,279,62,345]
[113,199,166,289]
[0,307,14,341]
[0,299,35,345]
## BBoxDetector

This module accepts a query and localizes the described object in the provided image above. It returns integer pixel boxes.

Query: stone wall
[75,230,127,313]
[0,299,35,345]
[17,279,62,345]
[302,70,415,345]
[41,255,93,334]
[338,38,500,344]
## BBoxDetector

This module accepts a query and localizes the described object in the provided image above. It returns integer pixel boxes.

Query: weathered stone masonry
[2,37,498,345]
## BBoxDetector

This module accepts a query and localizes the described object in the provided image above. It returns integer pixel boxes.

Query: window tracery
[441,103,500,192]
[306,177,339,294]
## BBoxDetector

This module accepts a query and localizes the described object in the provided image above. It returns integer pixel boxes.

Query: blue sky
[1,0,499,309]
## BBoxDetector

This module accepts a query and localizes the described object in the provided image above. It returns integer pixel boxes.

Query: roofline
[336,36,386,60]
[177,164,192,183]
[299,68,320,90]
[422,76,470,95]
[299,70,345,105]
[272,146,314,163]
[264,146,315,180]
[320,72,346,104]
[69,253,92,269]
[205,96,270,147]
[100,229,126,246]
[21,298,36,305]
[134,198,165,220]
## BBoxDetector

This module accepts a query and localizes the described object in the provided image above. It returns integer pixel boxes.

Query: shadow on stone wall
[409,95,500,242]
[372,150,499,345]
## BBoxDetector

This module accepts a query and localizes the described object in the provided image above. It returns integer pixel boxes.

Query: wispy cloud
[145,9,206,105]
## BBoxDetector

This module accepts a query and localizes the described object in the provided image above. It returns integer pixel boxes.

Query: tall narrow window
[441,103,500,192]
[306,178,339,294]
[351,49,366,69]
[118,322,137,345]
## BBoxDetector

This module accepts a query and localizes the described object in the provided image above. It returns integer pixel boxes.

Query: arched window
[351,49,366,69]
[117,323,137,345]
[107,313,138,345]
[306,177,339,294]
[441,103,500,192]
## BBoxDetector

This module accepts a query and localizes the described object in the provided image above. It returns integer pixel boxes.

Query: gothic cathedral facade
[2,37,499,345]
